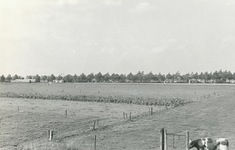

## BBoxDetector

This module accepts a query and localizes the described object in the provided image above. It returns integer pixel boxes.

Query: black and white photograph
[0,0,235,149]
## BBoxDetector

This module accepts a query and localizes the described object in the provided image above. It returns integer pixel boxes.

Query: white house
[11,79,36,83]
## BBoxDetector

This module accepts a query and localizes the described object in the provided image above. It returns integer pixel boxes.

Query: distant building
[164,79,174,83]
[150,79,159,83]
[53,80,64,83]
[40,80,48,83]
[197,79,206,83]
[92,79,97,82]
[226,79,235,84]
[11,79,36,83]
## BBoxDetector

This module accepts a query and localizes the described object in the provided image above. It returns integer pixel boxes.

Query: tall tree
[0,75,5,82]
[135,71,144,82]
[103,73,110,82]
[79,73,87,82]
[35,74,41,82]
[212,71,219,80]
[6,74,12,82]
[111,73,119,82]
[12,74,19,80]
[173,71,181,81]
[203,72,209,80]
[63,74,73,82]
[166,73,172,79]
[50,74,56,82]
[41,75,47,82]
[56,75,63,80]
[73,74,79,82]
[218,70,224,80]
[127,73,134,82]
[26,75,32,79]
[158,73,165,82]
[198,72,204,80]
[192,72,198,79]
[208,72,213,80]
[87,73,94,82]
[119,74,126,82]
[95,72,103,82]
[226,71,233,80]
[145,72,154,82]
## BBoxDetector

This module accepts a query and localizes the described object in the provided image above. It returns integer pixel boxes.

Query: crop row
[0,92,191,107]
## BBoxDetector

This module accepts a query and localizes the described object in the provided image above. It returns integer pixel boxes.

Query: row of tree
[1,70,235,83]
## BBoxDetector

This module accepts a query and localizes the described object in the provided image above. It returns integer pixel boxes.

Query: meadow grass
[0,83,235,149]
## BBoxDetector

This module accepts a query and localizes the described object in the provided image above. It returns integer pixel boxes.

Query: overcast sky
[1,0,235,76]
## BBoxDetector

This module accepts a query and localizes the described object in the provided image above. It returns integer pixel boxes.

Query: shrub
[0,92,191,107]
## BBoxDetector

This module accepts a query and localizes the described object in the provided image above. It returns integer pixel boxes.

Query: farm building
[11,79,36,83]
[197,79,206,83]
[92,79,97,82]
[226,79,235,84]
[150,79,159,83]
[53,80,64,83]
[164,79,174,83]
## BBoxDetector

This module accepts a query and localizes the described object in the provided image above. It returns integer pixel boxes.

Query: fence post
[49,130,53,141]
[164,128,168,150]
[151,107,153,115]
[94,135,97,150]
[186,131,189,150]
[160,128,164,150]
[65,110,67,116]
[129,112,131,121]
[93,120,96,130]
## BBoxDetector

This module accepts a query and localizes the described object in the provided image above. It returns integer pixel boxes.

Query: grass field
[0,83,235,150]
[1,83,234,99]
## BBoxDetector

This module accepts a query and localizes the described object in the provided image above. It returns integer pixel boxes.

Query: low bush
[0,92,191,107]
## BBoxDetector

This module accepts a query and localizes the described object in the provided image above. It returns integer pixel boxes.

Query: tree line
[1,70,235,83]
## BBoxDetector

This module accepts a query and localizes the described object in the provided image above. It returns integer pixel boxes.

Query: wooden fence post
[123,112,125,119]
[151,107,153,115]
[49,130,53,141]
[17,106,19,112]
[129,112,131,121]
[160,128,164,150]
[65,110,67,116]
[186,131,189,150]
[164,128,168,150]
[94,135,97,150]
[93,120,96,130]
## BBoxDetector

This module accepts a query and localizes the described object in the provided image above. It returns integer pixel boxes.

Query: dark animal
[189,138,229,150]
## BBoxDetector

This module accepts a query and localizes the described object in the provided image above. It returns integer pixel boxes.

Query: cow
[189,138,229,150]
